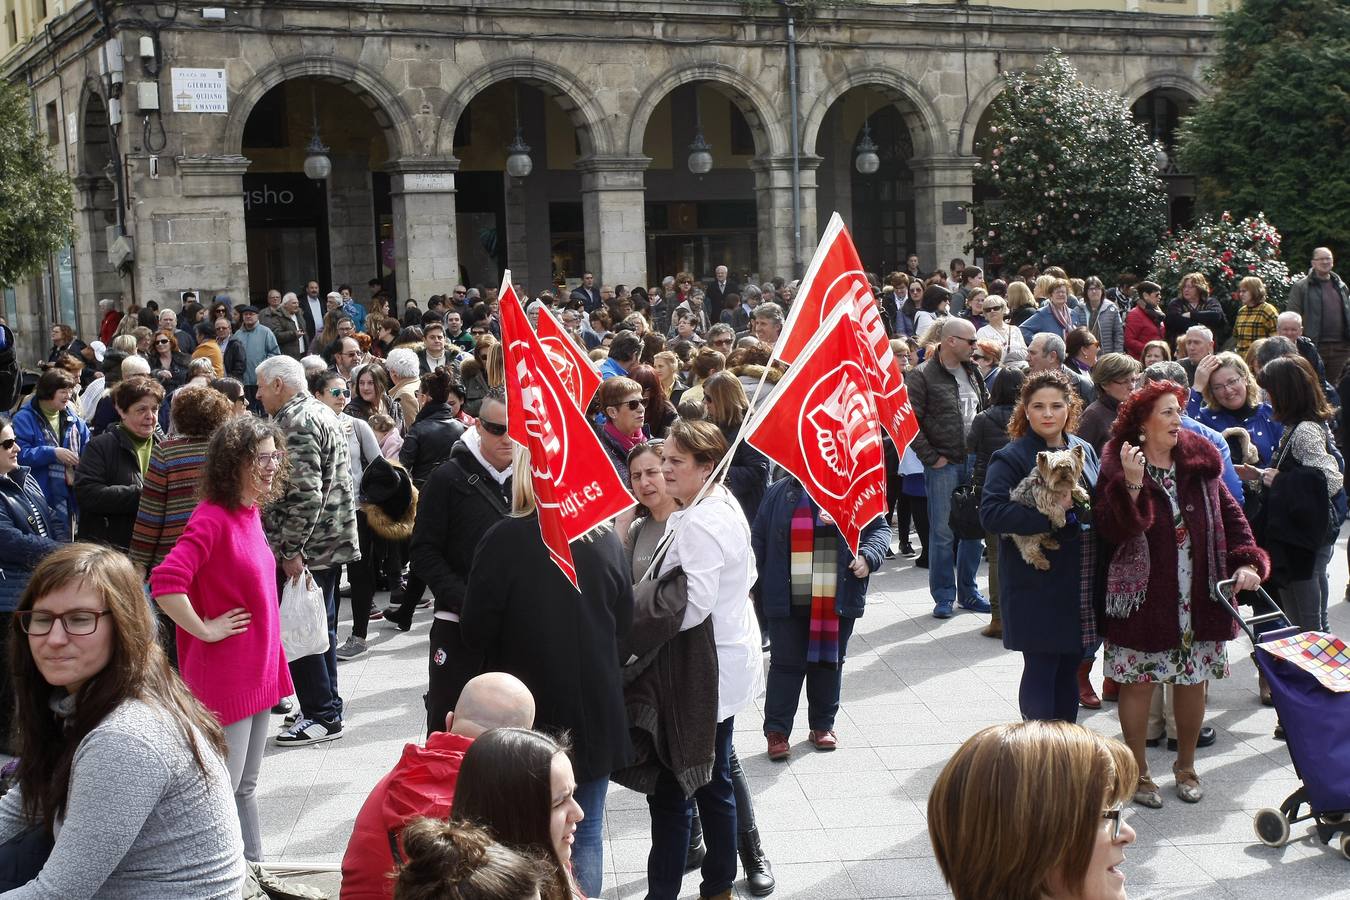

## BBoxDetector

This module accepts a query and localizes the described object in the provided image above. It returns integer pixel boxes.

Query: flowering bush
[966,50,1167,279]
[1148,211,1293,320]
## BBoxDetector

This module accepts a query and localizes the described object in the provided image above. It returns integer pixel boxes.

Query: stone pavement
[257,540,1350,899]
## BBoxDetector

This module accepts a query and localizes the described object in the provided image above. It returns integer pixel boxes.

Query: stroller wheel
[1341,834,1350,861]
[1255,808,1290,847]
[1323,812,1348,825]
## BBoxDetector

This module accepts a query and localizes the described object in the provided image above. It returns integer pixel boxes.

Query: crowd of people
[0,243,1343,898]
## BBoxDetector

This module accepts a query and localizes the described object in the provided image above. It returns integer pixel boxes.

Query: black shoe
[1165,726,1217,752]
[884,546,896,559]
[914,554,929,569]
[685,808,706,871]
[738,825,775,896]
[271,698,294,716]
[1145,735,1163,748]
[1274,724,1286,741]
[384,607,414,633]
[900,543,916,556]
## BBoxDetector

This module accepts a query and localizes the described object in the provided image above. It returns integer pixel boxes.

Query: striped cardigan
[129,436,208,572]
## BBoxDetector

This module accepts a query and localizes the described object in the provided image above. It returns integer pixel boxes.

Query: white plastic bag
[279,569,329,661]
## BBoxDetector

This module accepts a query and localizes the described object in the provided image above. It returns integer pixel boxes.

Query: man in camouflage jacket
[258,355,359,745]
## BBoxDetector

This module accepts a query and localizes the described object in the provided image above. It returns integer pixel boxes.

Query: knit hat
[359,456,413,520]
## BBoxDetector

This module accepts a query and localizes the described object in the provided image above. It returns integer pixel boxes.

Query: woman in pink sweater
[150,415,293,863]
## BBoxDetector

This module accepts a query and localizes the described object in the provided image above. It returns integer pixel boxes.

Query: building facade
[1,0,1226,361]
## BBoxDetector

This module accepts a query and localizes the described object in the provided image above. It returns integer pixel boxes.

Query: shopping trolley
[1212,577,1350,859]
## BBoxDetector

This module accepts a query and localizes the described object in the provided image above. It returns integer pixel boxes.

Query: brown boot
[1078,660,1101,709]
[980,592,1002,638]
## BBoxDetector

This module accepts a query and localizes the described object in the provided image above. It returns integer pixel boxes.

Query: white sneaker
[273,718,344,747]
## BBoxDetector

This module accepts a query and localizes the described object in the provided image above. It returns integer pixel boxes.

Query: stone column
[751,155,820,281]
[387,159,459,304]
[910,156,978,271]
[327,154,377,291]
[153,155,251,306]
[576,156,649,288]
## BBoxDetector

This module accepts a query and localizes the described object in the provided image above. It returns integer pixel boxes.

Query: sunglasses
[955,337,977,346]
[1102,805,1135,841]
[972,354,987,361]
[327,387,350,398]
[0,438,16,450]
[156,339,171,346]
[614,399,644,412]
[478,418,508,437]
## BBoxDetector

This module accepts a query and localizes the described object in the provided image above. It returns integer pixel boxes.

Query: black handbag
[949,481,985,540]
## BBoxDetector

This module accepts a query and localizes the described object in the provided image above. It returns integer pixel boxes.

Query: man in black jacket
[410,387,514,734]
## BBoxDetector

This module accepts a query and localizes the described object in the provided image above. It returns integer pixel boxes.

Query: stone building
[0,0,1227,361]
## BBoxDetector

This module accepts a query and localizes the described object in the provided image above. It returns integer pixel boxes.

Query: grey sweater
[0,698,244,899]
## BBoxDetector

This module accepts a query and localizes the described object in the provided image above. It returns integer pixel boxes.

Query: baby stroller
[1213,578,1350,858]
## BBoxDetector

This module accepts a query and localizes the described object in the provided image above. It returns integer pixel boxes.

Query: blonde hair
[928,721,1137,900]
[1033,274,1058,299]
[653,351,680,396]
[1200,351,1261,411]
[1239,275,1267,305]
[1006,282,1035,312]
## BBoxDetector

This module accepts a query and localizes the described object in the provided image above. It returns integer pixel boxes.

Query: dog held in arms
[1009,446,1090,571]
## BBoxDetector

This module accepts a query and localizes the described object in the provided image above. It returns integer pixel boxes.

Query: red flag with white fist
[533,305,602,413]
[499,273,635,587]
[778,212,919,457]
[743,305,887,555]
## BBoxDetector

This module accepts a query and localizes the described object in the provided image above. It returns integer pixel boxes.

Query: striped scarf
[790,492,841,667]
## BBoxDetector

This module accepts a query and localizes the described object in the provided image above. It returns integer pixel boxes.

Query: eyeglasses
[1102,805,1135,841]
[0,438,16,450]
[615,398,644,412]
[327,387,350,398]
[1212,376,1245,394]
[478,418,508,437]
[972,353,987,361]
[253,451,286,469]
[19,609,110,636]
[954,337,977,346]
[156,339,170,346]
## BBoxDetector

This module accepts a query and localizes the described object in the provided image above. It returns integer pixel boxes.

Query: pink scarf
[603,421,644,454]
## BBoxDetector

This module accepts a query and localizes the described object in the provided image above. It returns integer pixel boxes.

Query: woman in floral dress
[1097,380,1268,809]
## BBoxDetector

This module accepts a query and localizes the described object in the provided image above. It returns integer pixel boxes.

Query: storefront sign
[401,172,455,193]
[171,68,228,113]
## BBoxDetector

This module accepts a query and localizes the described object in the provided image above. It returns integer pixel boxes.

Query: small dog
[1009,446,1090,571]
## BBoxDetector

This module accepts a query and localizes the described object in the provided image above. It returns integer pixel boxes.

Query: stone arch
[78,85,113,176]
[434,58,614,159]
[223,56,419,159]
[626,61,787,159]
[1123,72,1205,106]
[956,76,1008,157]
[800,67,944,159]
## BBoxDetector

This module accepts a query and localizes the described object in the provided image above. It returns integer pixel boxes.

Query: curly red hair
[1109,380,1188,445]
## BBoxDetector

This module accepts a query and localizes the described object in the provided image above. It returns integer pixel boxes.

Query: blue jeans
[572,776,608,899]
[285,566,343,725]
[923,456,984,606]
[647,718,737,899]
[764,614,857,736]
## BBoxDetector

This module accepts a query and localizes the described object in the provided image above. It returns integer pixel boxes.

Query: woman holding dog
[1096,380,1267,808]
[980,370,1100,723]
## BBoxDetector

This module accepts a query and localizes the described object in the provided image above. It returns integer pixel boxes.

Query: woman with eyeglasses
[1078,354,1142,455]
[0,418,62,748]
[971,339,1002,392]
[6,544,244,896]
[146,328,191,388]
[928,721,1137,900]
[974,295,1026,360]
[309,369,384,659]
[594,376,648,489]
[148,416,293,872]
[1187,351,1279,470]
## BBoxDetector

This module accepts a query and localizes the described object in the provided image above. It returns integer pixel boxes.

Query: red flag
[778,212,919,456]
[744,306,887,555]
[499,273,635,587]
[533,306,602,412]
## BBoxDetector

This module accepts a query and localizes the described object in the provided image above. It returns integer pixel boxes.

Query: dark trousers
[346,512,376,640]
[424,618,483,737]
[908,494,930,558]
[1019,651,1081,723]
[763,613,856,736]
[647,717,737,899]
[284,566,343,725]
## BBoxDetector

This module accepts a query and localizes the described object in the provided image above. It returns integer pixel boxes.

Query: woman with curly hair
[150,415,295,864]
[980,370,1100,723]
[1095,380,1267,808]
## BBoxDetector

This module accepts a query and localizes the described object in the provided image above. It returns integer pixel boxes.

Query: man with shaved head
[905,310,991,619]
[340,673,536,898]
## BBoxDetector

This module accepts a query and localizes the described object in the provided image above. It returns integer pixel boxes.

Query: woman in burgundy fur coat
[1097,380,1269,810]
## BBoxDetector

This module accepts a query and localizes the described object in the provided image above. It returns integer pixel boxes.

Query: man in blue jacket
[751,477,888,761]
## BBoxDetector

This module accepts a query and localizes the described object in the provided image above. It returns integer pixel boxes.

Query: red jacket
[98,310,122,345]
[1096,430,1268,652]
[1123,304,1165,359]
[340,731,474,900]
